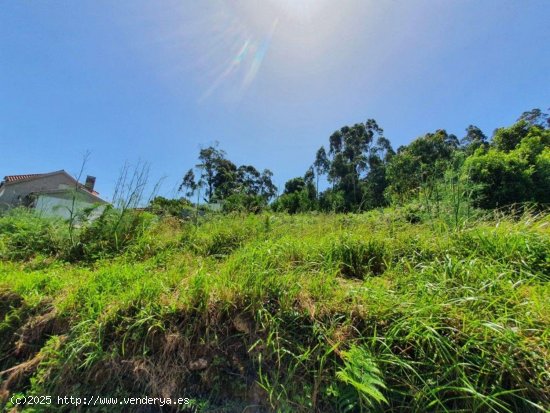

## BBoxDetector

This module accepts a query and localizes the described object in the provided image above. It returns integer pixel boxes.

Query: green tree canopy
[464,120,550,208]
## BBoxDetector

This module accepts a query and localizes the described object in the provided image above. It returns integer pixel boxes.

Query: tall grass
[0,209,69,260]
[0,208,548,411]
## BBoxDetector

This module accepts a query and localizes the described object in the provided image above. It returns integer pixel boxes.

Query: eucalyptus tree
[197,144,230,202]
[362,136,395,209]
[325,119,385,211]
[181,144,278,213]
[259,169,278,201]
[179,169,197,198]
[461,125,488,155]
[517,107,549,128]
[212,158,238,201]
[313,146,330,196]
[236,165,261,196]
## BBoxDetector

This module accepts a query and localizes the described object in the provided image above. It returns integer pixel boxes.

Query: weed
[0,210,548,411]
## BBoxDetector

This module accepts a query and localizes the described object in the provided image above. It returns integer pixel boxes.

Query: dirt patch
[31,309,268,411]
[14,308,68,358]
[0,291,23,319]
[0,298,69,400]
[0,353,44,402]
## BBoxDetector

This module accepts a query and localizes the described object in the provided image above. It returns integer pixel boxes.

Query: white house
[0,170,108,219]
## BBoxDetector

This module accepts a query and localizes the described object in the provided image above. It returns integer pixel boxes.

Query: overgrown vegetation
[0,207,548,412]
[0,108,548,411]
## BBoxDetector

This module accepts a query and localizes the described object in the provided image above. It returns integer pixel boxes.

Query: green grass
[0,209,548,412]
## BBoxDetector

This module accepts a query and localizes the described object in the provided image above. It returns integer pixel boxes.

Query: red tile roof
[5,173,46,183]
[2,170,101,196]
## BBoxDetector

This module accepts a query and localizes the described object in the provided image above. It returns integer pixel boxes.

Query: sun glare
[190,0,334,101]
[268,0,328,21]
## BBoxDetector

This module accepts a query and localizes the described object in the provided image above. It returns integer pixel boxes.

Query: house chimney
[84,175,96,192]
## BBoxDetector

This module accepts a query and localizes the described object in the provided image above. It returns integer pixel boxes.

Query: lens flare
[242,19,278,91]
[199,39,252,101]
[189,0,332,102]
[199,13,279,102]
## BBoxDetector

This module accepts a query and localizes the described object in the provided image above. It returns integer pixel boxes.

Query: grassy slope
[0,211,549,412]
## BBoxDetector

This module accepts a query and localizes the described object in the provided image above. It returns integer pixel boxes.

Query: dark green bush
[464,123,550,208]
[222,193,266,214]
[148,196,194,217]
[0,208,69,260]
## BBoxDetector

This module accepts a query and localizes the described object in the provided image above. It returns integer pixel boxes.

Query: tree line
[163,107,549,214]
[176,145,277,213]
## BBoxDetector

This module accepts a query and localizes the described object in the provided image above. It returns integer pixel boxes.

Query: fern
[336,346,388,411]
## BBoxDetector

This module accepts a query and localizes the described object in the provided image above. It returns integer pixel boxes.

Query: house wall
[35,193,106,220]
[0,174,76,211]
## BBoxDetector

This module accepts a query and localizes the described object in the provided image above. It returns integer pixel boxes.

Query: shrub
[222,193,266,214]
[148,196,194,217]
[0,208,69,260]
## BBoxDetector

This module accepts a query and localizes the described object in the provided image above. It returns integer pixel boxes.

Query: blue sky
[1,0,549,200]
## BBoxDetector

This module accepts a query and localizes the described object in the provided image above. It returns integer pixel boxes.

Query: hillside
[0,209,548,412]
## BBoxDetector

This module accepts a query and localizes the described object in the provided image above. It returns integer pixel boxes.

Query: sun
[192,0,334,101]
